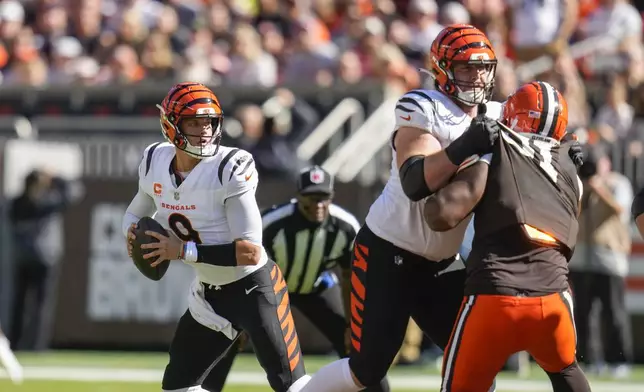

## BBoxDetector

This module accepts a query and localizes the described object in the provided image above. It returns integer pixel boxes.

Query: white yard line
[0,366,643,391]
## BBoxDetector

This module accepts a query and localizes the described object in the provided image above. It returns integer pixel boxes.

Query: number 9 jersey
[124,141,268,286]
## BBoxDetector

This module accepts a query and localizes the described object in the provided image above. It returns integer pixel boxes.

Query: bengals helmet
[429,24,497,106]
[157,82,224,158]
[502,81,568,141]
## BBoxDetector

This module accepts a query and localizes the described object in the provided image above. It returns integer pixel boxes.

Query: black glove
[444,104,501,166]
[561,133,584,168]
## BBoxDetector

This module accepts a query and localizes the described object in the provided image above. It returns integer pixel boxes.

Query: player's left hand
[141,230,184,267]
[562,133,584,168]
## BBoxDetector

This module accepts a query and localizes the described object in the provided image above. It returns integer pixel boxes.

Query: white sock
[301,358,361,392]
[287,374,312,392]
[163,386,207,391]
[0,335,23,384]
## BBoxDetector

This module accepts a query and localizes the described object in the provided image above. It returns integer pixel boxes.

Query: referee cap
[297,166,334,195]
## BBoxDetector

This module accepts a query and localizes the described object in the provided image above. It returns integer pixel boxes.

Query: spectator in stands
[439,2,471,25]
[282,18,337,84]
[94,44,145,84]
[578,0,644,85]
[48,36,83,84]
[569,144,634,379]
[594,74,635,142]
[336,50,364,84]
[505,0,579,63]
[0,0,25,45]
[226,23,278,87]
[139,31,174,80]
[405,0,443,61]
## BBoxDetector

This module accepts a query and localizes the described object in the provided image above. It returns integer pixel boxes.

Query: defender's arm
[423,159,489,232]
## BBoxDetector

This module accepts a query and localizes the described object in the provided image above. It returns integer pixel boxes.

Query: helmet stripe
[171,89,213,112]
[536,82,557,137]
[550,88,561,138]
[437,26,470,56]
[444,32,487,50]
[165,83,201,109]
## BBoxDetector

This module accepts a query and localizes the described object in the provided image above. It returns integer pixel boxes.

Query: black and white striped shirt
[262,200,361,294]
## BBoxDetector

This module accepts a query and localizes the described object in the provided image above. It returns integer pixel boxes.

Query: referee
[202,166,389,392]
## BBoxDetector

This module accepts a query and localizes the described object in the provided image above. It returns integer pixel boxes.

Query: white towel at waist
[187,279,238,340]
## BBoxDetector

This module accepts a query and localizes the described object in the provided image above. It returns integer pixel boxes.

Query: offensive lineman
[424,82,591,392]
[122,82,310,392]
[301,24,505,391]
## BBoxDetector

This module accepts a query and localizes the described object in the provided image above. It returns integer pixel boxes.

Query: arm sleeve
[122,186,156,237]
[224,189,263,246]
[121,145,158,237]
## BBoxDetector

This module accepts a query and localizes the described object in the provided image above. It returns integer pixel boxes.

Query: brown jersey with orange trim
[465,131,582,296]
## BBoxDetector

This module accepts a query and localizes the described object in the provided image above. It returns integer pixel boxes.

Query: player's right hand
[126,223,137,258]
[445,114,501,165]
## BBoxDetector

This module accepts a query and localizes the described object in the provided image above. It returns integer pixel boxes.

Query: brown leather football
[130,216,170,281]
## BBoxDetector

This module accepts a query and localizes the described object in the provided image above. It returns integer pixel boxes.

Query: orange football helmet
[502,81,568,141]
[429,24,497,106]
[157,82,224,158]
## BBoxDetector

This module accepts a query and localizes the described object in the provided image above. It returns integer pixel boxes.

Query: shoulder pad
[139,142,162,177]
[394,89,438,132]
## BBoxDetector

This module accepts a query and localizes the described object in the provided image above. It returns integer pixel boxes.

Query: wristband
[184,241,198,263]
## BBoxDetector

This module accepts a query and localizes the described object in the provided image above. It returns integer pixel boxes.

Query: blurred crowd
[1,0,644,149]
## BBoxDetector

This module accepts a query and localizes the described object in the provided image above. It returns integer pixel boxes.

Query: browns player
[424,81,591,392]
[122,82,310,392]
[301,24,505,392]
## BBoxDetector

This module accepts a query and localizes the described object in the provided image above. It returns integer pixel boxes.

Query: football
[130,216,171,281]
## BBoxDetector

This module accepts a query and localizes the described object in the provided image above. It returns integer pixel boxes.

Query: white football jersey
[138,142,267,286]
[365,89,503,261]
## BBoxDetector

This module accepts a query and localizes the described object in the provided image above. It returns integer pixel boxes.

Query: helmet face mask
[429,24,498,106]
[157,82,224,159]
[448,60,497,106]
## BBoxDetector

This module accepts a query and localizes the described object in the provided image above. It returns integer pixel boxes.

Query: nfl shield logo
[174,191,180,201]
[310,169,324,184]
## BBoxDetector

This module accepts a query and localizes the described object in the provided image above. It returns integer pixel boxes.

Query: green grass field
[1,351,644,391]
